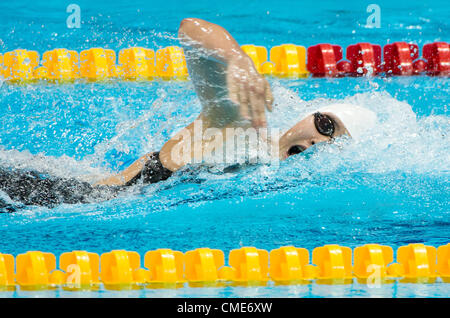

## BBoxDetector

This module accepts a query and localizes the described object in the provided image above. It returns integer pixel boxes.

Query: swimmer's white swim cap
[313,103,377,140]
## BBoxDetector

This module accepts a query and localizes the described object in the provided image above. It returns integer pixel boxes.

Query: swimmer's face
[278,112,348,160]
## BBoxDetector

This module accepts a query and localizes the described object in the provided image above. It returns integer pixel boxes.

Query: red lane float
[346,43,382,76]
[413,59,428,74]
[307,41,449,77]
[423,42,450,76]
[307,44,343,77]
[383,42,420,75]
[336,60,352,75]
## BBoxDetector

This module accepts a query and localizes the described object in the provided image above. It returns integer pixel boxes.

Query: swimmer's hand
[227,55,273,128]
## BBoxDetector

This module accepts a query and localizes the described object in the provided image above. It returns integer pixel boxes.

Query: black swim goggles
[313,112,335,137]
[287,112,335,156]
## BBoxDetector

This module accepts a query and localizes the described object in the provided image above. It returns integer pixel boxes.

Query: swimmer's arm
[178,18,246,64]
[94,153,155,186]
[178,18,273,128]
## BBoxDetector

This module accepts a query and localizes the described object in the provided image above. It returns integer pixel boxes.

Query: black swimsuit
[0,152,172,211]
[125,152,173,186]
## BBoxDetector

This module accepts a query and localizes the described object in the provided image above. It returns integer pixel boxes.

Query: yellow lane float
[184,248,224,286]
[119,47,156,79]
[270,44,309,78]
[437,243,450,282]
[388,243,437,283]
[16,251,58,290]
[100,250,145,290]
[144,248,185,287]
[42,48,80,80]
[80,48,117,80]
[312,244,353,284]
[3,49,39,81]
[0,243,448,290]
[0,253,15,291]
[354,244,396,284]
[225,247,269,286]
[269,246,317,284]
[155,46,188,80]
[241,45,268,74]
[59,250,100,290]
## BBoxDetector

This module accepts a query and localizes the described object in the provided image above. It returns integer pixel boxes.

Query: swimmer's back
[0,152,172,210]
[0,167,119,209]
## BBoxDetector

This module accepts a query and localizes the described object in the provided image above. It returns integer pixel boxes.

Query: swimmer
[95,18,377,186]
[0,18,376,209]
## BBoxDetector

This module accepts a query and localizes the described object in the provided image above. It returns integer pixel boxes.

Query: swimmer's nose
[287,145,306,157]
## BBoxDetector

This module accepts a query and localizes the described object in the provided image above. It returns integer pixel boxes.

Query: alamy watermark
[169,120,281,168]
[366,4,381,28]
[66,4,81,29]
[366,264,383,288]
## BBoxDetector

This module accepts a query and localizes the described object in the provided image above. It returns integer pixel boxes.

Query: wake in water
[0,81,449,212]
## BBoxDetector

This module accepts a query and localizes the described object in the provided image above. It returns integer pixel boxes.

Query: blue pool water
[0,0,449,297]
